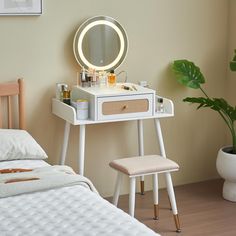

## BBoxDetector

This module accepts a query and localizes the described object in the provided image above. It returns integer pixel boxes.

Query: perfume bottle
[80,67,87,87]
[62,86,71,105]
[108,69,116,87]
[60,84,68,101]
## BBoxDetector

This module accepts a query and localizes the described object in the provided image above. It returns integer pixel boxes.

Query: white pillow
[0,129,48,161]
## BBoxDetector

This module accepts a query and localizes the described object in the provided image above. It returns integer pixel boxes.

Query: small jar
[71,99,89,120]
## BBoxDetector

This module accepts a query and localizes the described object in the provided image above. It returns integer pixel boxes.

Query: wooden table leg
[60,121,70,165]
[138,119,145,195]
[78,124,86,176]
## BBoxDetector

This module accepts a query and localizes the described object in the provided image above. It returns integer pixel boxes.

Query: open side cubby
[52,95,174,125]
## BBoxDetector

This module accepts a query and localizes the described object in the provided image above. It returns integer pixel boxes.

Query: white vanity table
[52,83,174,178]
[52,15,174,194]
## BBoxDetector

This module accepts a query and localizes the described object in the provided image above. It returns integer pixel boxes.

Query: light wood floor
[106,179,236,236]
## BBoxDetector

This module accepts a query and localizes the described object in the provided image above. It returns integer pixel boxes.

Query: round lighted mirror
[73,16,128,71]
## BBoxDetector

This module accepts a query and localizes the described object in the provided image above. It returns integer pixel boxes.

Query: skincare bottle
[91,69,97,87]
[108,69,116,87]
[60,84,68,101]
[156,97,164,113]
[86,68,93,87]
[56,83,67,100]
[62,87,71,105]
[80,67,87,87]
[99,71,107,87]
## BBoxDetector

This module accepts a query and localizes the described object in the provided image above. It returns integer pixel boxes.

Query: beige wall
[0,0,229,197]
[228,0,236,131]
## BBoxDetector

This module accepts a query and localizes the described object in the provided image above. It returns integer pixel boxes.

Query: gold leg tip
[173,214,181,233]
[140,181,145,195]
[153,204,159,220]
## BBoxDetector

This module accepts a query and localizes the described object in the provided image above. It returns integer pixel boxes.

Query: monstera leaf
[171,57,236,154]
[172,60,205,89]
[184,97,236,122]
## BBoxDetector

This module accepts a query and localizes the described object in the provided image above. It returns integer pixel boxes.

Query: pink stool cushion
[109,155,179,176]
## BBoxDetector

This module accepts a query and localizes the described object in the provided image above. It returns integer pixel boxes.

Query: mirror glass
[73,16,128,71]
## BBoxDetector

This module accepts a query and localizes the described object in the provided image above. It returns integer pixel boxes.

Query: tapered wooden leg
[60,121,70,165]
[113,172,122,206]
[140,180,145,195]
[154,118,180,231]
[165,172,181,232]
[138,120,145,195]
[129,177,136,217]
[153,173,159,220]
[173,214,181,233]
[78,124,86,176]
[153,204,159,220]
[168,194,172,210]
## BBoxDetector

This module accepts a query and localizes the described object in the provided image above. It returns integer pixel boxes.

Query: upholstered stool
[109,154,181,233]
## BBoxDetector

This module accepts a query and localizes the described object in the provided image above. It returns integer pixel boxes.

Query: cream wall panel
[0,0,228,196]
[227,0,236,147]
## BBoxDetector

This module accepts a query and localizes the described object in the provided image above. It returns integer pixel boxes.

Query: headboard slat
[0,98,2,128]
[0,82,19,96]
[7,96,12,129]
[18,79,25,129]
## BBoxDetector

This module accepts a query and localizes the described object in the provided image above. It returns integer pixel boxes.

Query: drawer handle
[122,105,128,110]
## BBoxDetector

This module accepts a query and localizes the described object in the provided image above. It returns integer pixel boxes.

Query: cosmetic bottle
[108,69,116,87]
[80,67,87,87]
[60,84,68,101]
[99,71,107,87]
[91,69,97,87]
[156,97,164,113]
[56,83,67,100]
[86,68,93,87]
[62,86,71,105]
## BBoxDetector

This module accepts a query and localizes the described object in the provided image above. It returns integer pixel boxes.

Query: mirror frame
[73,16,128,71]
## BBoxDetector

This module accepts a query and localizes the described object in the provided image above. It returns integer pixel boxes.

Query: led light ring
[77,20,125,71]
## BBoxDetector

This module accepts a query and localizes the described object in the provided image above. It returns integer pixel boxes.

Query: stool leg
[165,172,181,233]
[152,173,159,220]
[129,177,136,217]
[113,172,122,207]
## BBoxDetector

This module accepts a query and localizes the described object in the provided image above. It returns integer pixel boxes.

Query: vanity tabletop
[72,83,155,97]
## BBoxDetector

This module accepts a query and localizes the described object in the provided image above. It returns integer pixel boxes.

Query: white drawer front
[97,94,154,120]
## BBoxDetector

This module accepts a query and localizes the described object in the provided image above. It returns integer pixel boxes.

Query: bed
[0,79,159,236]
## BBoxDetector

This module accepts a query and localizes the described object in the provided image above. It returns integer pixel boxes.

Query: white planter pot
[216,147,236,202]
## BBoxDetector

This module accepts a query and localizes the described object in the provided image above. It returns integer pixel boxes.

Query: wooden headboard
[0,78,25,129]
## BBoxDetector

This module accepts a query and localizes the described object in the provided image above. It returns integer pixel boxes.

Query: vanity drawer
[97,94,154,120]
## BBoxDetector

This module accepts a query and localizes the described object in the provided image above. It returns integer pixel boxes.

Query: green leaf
[183,97,236,123]
[230,49,236,71]
[171,60,205,89]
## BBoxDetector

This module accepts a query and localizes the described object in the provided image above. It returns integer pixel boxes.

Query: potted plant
[171,53,236,202]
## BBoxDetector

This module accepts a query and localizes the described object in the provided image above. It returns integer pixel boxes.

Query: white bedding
[0,160,160,236]
[0,159,50,169]
[0,165,98,198]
